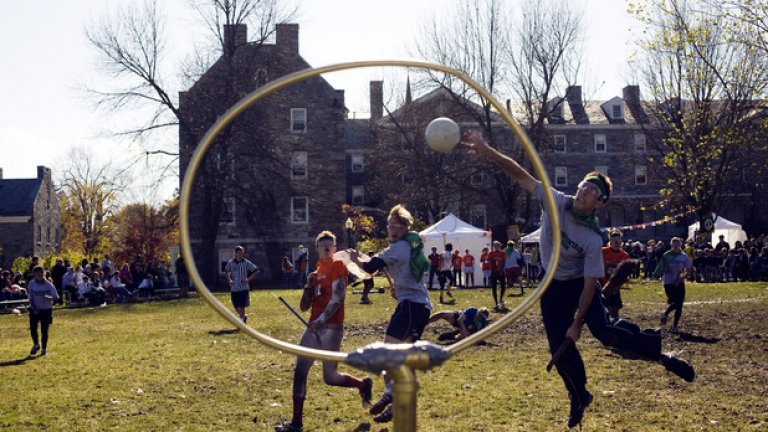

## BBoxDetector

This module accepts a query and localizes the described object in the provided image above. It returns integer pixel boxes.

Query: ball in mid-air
[425,117,460,153]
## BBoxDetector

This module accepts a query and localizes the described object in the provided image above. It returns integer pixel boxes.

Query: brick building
[0,166,61,269]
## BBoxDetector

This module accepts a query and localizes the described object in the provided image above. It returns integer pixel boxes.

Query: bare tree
[86,0,297,283]
[406,0,585,231]
[631,0,768,225]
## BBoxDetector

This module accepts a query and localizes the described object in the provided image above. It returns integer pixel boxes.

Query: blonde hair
[388,204,413,228]
[314,230,337,246]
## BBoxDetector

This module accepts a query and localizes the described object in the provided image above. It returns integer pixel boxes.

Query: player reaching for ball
[274,231,373,432]
[463,130,695,429]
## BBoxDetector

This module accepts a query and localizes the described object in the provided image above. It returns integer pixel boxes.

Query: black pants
[29,309,53,349]
[541,277,662,404]
[663,282,686,328]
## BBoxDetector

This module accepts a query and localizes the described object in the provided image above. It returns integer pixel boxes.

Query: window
[352,186,365,205]
[554,135,566,153]
[612,104,623,119]
[220,191,236,225]
[595,166,608,176]
[635,165,647,185]
[254,68,268,86]
[291,196,309,224]
[350,153,364,173]
[291,152,307,178]
[471,204,487,229]
[634,133,646,152]
[594,134,606,152]
[290,108,307,133]
[555,166,568,187]
[471,171,484,185]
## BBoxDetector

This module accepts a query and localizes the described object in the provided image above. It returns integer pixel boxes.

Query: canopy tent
[519,228,541,244]
[687,214,748,247]
[420,213,492,287]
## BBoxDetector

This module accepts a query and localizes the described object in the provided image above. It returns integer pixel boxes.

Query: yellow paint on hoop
[179,59,562,361]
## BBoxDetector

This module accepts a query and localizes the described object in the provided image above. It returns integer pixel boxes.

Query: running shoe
[567,391,593,428]
[661,354,695,382]
[373,404,393,423]
[359,377,373,408]
[274,421,302,432]
[369,393,393,415]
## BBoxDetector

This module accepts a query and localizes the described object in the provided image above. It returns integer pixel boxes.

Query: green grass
[1,280,767,431]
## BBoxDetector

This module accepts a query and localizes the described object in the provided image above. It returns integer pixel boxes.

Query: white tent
[687,214,748,247]
[519,228,541,244]
[420,213,492,287]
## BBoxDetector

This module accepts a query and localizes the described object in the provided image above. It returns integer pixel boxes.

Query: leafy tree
[630,0,768,224]
[108,202,177,266]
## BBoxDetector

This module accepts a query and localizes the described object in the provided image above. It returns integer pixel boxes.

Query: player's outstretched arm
[462,130,539,193]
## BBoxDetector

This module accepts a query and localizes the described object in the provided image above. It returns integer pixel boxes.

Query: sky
[0,0,638,204]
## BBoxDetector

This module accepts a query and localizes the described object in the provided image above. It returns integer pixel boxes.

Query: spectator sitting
[110,273,134,302]
[136,275,154,299]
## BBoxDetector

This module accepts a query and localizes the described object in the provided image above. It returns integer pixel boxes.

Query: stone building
[0,166,61,268]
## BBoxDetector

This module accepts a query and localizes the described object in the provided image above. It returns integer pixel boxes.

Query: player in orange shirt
[462,249,475,288]
[602,229,630,319]
[480,247,492,287]
[275,231,372,432]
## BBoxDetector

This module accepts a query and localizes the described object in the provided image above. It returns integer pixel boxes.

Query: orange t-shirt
[451,254,463,269]
[309,258,348,325]
[488,250,507,274]
[463,254,475,267]
[602,247,630,285]
[480,252,492,270]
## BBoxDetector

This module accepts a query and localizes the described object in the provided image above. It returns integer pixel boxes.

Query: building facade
[0,166,61,268]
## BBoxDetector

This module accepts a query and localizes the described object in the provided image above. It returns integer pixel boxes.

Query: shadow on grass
[208,329,240,335]
[353,422,371,431]
[677,331,720,344]
[0,356,37,367]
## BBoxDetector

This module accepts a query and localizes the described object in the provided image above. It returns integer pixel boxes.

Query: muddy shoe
[661,354,695,382]
[359,377,373,408]
[369,393,393,415]
[373,404,393,423]
[567,391,593,428]
[274,421,302,432]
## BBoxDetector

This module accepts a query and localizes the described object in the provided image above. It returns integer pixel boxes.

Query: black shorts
[438,271,453,285]
[30,309,53,326]
[230,290,250,308]
[663,283,685,305]
[386,300,430,342]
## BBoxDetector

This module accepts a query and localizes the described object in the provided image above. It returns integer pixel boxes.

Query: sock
[341,374,364,388]
[291,396,305,426]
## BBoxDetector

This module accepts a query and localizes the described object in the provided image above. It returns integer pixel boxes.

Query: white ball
[425,117,460,153]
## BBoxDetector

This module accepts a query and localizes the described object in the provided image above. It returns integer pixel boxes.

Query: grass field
[1,280,767,431]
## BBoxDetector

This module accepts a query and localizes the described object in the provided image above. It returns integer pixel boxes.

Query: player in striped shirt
[224,245,260,323]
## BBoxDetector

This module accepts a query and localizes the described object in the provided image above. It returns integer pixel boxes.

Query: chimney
[276,23,299,56]
[370,80,383,121]
[223,24,247,54]
[622,85,648,123]
[37,165,50,180]
[565,85,589,124]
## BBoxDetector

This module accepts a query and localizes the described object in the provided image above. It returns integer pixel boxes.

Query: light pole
[345,217,354,249]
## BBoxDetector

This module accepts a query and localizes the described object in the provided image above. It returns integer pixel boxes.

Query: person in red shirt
[488,241,508,310]
[276,231,372,432]
[480,247,492,287]
[462,249,475,288]
[602,229,630,319]
[451,249,463,288]
[427,247,441,290]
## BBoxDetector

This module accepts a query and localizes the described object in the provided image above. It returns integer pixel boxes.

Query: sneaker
[447,291,454,299]
[241,315,247,324]
[567,391,593,428]
[274,421,302,432]
[660,313,668,325]
[359,377,373,408]
[661,354,695,382]
[373,404,393,423]
[670,326,680,334]
[30,344,40,356]
[360,298,372,305]
[40,349,47,356]
[369,393,393,415]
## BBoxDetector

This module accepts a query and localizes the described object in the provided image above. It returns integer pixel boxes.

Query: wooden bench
[0,298,30,312]
[153,288,181,299]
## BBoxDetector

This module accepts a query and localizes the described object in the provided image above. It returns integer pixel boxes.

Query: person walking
[654,237,693,334]
[224,245,261,323]
[26,266,59,356]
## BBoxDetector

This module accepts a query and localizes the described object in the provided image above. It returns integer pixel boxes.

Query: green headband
[585,175,609,201]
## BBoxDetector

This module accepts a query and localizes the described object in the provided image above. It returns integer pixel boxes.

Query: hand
[461,130,490,158]
[308,319,323,334]
[565,322,582,343]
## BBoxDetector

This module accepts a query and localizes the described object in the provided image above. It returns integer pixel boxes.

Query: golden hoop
[179,59,561,361]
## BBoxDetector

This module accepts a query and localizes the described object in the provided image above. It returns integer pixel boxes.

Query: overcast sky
[0,0,638,203]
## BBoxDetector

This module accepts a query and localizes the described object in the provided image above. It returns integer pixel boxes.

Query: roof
[0,177,42,216]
